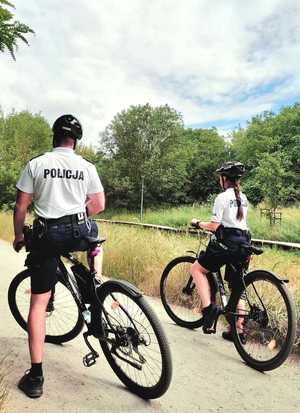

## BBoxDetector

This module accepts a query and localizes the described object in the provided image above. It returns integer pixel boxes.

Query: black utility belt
[37,212,88,227]
[222,227,250,237]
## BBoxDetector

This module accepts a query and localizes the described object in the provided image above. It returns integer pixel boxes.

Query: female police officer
[13,114,105,398]
[191,161,250,341]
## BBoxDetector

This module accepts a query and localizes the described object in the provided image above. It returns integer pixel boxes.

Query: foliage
[0,0,34,59]
[99,103,189,208]
[0,110,52,207]
[231,104,300,206]
[1,102,300,211]
[255,153,294,210]
[183,127,227,202]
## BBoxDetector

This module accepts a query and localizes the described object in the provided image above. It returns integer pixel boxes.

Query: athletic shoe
[18,370,44,398]
[202,304,219,330]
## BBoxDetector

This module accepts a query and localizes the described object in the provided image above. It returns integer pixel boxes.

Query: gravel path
[0,239,299,413]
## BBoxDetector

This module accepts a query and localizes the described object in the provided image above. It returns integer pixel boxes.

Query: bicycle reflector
[111,301,120,310]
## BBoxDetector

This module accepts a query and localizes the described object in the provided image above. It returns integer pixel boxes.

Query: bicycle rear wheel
[96,282,172,399]
[230,270,297,371]
[8,270,84,344]
[160,256,204,329]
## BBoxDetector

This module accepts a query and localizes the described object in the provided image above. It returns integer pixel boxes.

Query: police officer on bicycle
[191,161,250,342]
[13,114,105,398]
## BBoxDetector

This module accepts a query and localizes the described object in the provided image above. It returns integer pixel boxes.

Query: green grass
[99,204,300,243]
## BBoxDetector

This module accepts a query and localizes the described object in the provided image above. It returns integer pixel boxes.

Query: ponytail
[233,182,243,221]
[221,175,244,220]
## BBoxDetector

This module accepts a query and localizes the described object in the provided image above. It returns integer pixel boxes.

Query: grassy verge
[99,204,300,243]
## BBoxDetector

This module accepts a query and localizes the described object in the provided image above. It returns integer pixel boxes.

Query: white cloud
[1,0,300,144]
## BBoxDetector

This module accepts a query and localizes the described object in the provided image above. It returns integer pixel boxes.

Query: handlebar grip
[15,241,25,252]
[190,219,200,228]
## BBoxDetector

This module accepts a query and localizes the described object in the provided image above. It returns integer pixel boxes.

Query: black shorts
[27,219,98,294]
[197,230,251,286]
[198,240,238,273]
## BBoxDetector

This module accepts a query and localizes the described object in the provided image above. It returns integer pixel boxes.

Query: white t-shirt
[211,187,248,230]
[16,147,104,219]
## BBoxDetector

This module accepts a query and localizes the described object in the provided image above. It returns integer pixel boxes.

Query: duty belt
[223,227,250,237]
[37,212,88,226]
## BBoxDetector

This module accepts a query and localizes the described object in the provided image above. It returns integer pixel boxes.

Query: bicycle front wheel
[96,282,172,399]
[160,256,204,329]
[230,270,297,371]
[8,270,84,344]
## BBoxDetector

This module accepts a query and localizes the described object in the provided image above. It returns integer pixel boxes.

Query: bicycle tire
[160,255,204,329]
[230,270,297,371]
[96,282,172,399]
[8,269,84,344]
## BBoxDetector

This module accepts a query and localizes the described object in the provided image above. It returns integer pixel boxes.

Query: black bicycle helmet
[52,114,83,140]
[216,161,245,179]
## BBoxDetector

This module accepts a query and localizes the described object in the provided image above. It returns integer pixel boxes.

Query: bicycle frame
[184,231,253,333]
[51,249,147,369]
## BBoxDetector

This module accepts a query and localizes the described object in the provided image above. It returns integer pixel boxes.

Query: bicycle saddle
[249,245,263,255]
[84,236,106,247]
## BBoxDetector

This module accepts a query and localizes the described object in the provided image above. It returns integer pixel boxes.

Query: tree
[230,104,300,205]
[99,103,188,208]
[0,110,51,207]
[184,128,228,202]
[255,153,296,210]
[0,0,34,59]
[230,111,279,170]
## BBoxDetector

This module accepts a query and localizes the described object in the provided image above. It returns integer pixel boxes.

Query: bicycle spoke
[234,277,292,364]
[15,277,79,338]
[100,290,164,389]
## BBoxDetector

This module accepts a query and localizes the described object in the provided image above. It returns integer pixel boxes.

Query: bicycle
[160,224,297,371]
[8,225,172,399]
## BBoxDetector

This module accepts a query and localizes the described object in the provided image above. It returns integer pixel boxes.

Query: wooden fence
[95,219,300,251]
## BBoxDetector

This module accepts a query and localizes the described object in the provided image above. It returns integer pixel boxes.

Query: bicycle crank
[83,331,99,367]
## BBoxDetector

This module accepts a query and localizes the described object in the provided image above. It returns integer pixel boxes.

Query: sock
[30,363,43,377]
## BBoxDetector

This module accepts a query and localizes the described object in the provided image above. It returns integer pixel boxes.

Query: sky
[1,0,300,144]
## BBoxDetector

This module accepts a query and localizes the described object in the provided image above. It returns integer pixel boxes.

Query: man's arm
[86,192,105,217]
[13,190,33,251]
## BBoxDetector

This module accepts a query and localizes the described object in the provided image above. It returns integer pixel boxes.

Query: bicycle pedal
[83,352,98,367]
[203,326,216,334]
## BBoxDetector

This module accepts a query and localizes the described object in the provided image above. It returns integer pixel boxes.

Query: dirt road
[0,239,299,413]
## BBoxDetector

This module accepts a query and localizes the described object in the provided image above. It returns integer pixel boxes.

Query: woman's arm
[191,218,220,232]
[199,221,220,232]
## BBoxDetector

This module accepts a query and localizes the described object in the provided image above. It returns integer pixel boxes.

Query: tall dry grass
[99,223,198,296]
[98,223,300,347]
[0,212,14,243]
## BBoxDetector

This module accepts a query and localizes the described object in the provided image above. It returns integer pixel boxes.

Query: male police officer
[13,114,105,398]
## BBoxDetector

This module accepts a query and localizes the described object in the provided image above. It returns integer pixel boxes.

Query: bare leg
[191,261,211,308]
[28,291,51,363]
[94,246,103,278]
[236,299,246,334]
[224,294,246,335]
